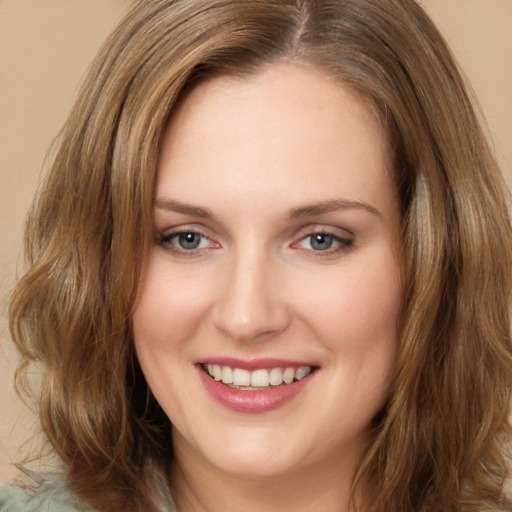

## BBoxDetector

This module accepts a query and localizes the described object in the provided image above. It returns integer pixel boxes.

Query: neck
[171,433,365,512]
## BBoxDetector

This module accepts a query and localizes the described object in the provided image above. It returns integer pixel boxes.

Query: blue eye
[310,233,335,251]
[160,231,211,252]
[298,232,352,253]
[175,232,203,250]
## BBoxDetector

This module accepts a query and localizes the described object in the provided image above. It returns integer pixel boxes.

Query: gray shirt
[0,473,92,511]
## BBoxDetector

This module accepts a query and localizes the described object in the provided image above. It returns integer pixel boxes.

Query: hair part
[10,1,512,511]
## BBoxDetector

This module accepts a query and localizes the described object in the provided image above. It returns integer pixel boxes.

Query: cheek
[295,253,402,355]
[132,257,210,420]
[133,256,212,348]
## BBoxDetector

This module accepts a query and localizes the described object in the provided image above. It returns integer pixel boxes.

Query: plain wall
[0,0,511,483]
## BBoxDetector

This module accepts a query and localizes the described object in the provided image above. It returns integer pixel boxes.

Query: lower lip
[197,367,314,413]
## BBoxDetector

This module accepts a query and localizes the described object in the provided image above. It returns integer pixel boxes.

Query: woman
[1,0,511,511]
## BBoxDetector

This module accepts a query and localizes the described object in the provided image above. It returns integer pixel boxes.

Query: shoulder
[0,472,95,512]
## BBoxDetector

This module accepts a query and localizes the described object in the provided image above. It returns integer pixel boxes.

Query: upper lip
[196,357,318,371]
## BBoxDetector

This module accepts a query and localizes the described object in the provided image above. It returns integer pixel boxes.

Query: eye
[160,231,214,253]
[295,232,352,254]
[174,232,206,250]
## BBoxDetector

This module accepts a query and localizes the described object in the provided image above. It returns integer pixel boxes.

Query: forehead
[164,62,386,157]
[156,62,395,221]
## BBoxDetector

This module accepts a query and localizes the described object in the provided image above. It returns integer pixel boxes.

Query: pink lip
[198,357,314,371]
[196,362,316,413]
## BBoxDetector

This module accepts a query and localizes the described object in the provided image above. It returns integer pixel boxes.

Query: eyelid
[290,226,354,255]
[156,223,354,258]
[158,222,214,240]
[292,224,353,242]
[158,225,220,256]
[295,232,352,248]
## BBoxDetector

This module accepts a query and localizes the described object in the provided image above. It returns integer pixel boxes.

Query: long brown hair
[10,0,512,510]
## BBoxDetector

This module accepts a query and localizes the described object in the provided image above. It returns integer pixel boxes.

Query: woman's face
[133,63,402,479]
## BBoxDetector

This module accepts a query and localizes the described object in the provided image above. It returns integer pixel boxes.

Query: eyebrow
[154,197,382,220]
[288,199,382,219]
[154,198,213,218]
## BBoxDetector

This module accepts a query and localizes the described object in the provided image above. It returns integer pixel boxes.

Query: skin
[133,62,403,512]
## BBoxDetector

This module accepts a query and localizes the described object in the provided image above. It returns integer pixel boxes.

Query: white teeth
[269,367,283,386]
[251,369,270,387]
[212,364,222,381]
[221,366,233,384]
[283,367,295,384]
[205,364,313,387]
[295,366,311,381]
[232,368,251,386]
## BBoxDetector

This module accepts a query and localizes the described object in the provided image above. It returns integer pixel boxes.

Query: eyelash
[158,229,353,257]
[294,232,353,256]
[159,230,214,256]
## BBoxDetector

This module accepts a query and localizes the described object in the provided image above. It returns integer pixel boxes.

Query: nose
[213,248,291,343]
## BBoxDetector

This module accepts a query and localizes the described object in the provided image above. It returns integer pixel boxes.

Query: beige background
[0,0,511,484]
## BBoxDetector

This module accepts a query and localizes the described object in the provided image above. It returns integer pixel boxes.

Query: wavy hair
[10,0,512,510]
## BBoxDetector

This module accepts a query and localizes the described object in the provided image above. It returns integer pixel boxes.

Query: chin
[190,425,312,479]
[209,449,302,479]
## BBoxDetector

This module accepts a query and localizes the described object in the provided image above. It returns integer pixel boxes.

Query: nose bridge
[213,241,289,342]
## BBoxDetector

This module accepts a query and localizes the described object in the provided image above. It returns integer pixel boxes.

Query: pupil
[312,234,332,251]
[179,233,200,249]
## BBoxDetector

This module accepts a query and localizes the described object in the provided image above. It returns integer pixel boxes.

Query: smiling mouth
[201,363,316,390]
